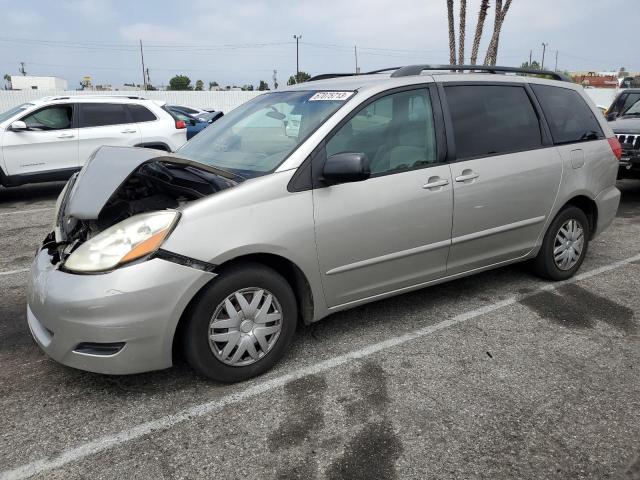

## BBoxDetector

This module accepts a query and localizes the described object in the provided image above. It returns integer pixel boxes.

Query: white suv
[0,96,187,187]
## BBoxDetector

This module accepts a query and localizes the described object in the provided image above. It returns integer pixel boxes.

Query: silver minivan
[27,65,622,382]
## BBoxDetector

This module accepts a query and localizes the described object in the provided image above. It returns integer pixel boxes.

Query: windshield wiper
[621,112,640,118]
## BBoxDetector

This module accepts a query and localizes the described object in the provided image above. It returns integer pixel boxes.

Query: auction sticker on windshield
[309,91,354,101]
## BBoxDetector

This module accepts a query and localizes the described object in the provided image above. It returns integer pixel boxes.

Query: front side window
[531,84,604,144]
[178,91,350,178]
[21,105,73,130]
[80,103,130,128]
[445,85,542,160]
[326,89,437,175]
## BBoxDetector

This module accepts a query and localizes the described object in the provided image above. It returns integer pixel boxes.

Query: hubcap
[553,219,585,271]
[208,288,283,367]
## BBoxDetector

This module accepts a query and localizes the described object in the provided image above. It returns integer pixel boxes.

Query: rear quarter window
[531,84,604,144]
[128,104,157,122]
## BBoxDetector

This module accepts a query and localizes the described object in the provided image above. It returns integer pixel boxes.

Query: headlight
[64,211,179,273]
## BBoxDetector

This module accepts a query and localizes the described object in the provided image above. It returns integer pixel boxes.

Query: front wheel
[183,263,297,382]
[531,206,589,281]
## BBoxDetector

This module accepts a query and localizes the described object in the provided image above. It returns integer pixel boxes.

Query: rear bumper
[27,248,214,375]
[593,185,621,238]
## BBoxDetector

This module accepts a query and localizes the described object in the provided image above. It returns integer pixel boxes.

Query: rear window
[79,103,130,128]
[128,104,157,122]
[445,85,542,160]
[531,84,604,144]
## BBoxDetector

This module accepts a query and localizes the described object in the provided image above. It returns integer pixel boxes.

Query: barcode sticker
[309,91,354,101]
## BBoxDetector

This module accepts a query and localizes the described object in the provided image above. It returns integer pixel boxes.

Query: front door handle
[57,133,75,139]
[121,129,137,134]
[422,177,449,190]
[455,170,479,182]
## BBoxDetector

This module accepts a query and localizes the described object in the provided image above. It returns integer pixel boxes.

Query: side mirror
[322,152,370,185]
[10,120,27,131]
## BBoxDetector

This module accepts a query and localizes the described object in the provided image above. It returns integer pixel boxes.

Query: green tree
[168,75,192,90]
[209,81,219,89]
[241,84,254,91]
[520,60,541,70]
[195,79,204,91]
[3,73,11,89]
[287,71,311,85]
[258,80,269,91]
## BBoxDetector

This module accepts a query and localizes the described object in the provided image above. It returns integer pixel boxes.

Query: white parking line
[0,207,54,217]
[2,252,640,480]
[0,268,30,276]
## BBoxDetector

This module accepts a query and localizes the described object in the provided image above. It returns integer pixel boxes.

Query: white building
[10,75,68,91]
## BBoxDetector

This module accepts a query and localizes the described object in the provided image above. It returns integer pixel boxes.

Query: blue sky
[0,0,637,88]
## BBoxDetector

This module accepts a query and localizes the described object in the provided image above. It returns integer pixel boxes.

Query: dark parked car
[607,91,640,179]
[605,89,640,121]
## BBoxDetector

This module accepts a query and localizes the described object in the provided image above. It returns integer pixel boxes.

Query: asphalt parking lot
[1,180,639,480]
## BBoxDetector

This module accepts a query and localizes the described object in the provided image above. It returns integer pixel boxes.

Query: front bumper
[27,248,215,375]
[618,147,640,178]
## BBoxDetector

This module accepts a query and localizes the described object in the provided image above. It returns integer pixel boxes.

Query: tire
[183,262,297,382]
[531,206,590,281]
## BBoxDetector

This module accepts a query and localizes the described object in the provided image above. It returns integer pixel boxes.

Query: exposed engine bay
[47,155,239,263]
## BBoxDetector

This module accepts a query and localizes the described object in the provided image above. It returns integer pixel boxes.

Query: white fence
[0,90,261,113]
[0,87,621,115]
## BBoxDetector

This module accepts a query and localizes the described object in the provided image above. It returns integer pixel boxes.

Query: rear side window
[531,84,604,144]
[445,85,542,160]
[79,103,130,128]
[128,104,157,122]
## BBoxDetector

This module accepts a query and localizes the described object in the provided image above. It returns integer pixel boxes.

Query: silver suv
[27,65,622,382]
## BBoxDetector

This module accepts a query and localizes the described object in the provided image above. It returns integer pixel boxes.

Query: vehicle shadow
[0,182,66,205]
[617,179,640,218]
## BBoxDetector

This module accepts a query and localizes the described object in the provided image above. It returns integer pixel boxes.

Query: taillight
[608,137,622,160]
[175,120,186,129]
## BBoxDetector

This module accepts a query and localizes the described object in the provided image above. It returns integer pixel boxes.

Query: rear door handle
[57,133,75,139]
[422,177,449,190]
[121,129,137,134]
[455,170,479,182]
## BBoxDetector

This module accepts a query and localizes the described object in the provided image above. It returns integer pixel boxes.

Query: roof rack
[390,64,571,82]
[307,67,401,82]
[308,64,571,83]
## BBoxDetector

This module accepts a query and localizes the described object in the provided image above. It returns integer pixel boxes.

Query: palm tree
[469,0,490,65]
[483,0,513,65]
[457,0,467,65]
[447,0,456,65]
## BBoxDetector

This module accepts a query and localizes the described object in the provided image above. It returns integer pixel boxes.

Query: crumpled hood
[609,117,640,134]
[62,145,235,220]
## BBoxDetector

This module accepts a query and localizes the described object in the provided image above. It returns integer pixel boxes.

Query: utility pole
[139,40,147,91]
[541,43,548,70]
[354,45,359,75]
[146,68,151,88]
[19,62,26,76]
[273,69,278,90]
[529,50,532,66]
[293,34,301,81]
[554,50,558,72]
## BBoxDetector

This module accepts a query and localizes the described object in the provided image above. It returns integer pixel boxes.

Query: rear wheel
[531,206,589,281]
[183,263,297,382]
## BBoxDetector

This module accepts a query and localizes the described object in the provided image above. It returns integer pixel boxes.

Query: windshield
[0,103,33,123]
[177,90,352,178]
[622,98,640,116]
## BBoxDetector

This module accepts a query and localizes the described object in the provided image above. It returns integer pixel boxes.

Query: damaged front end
[45,146,239,269]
